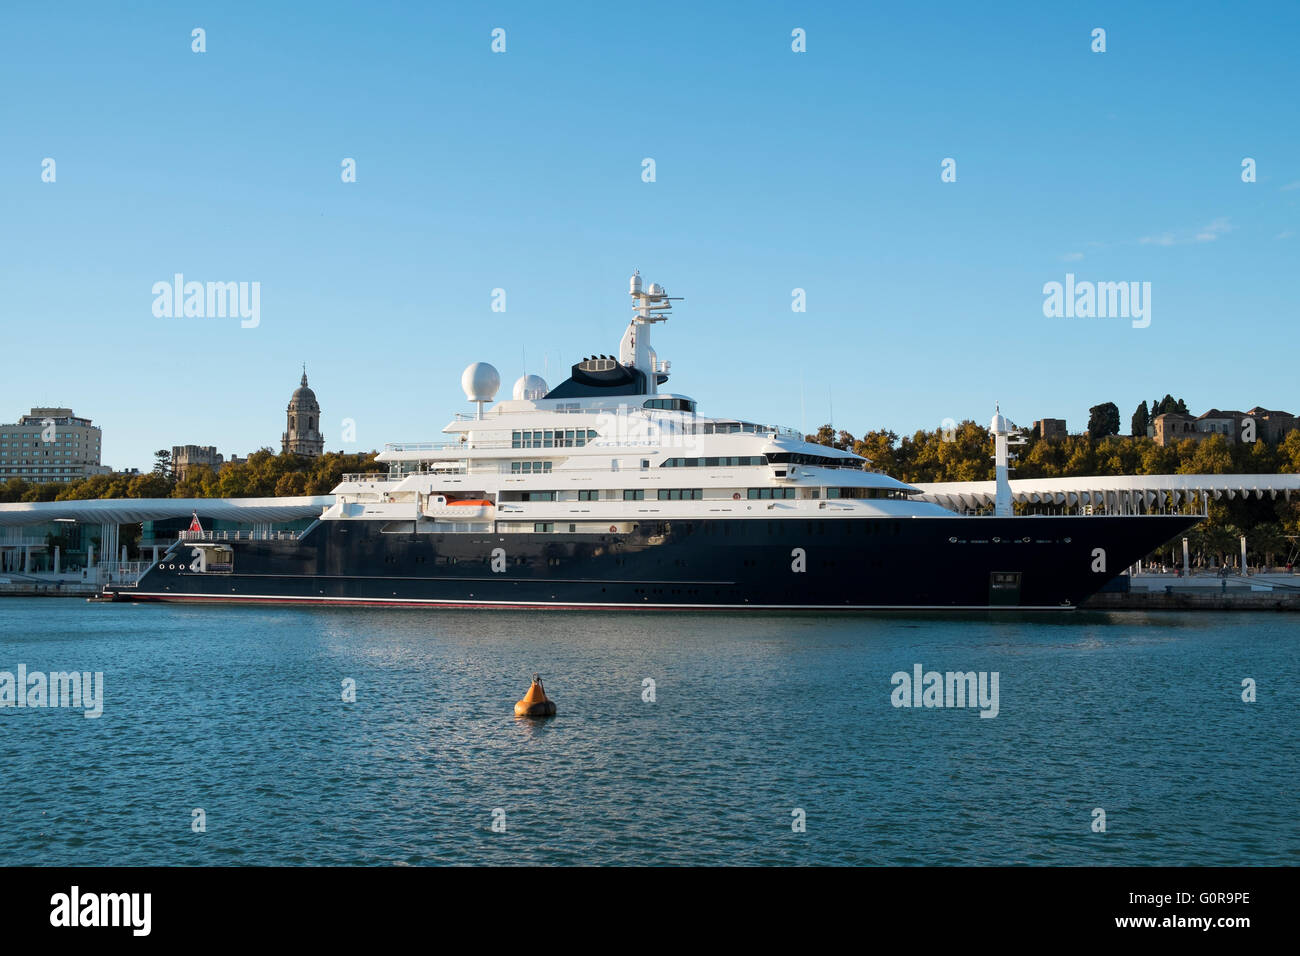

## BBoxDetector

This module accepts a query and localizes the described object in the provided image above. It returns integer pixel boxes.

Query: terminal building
[0,408,109,485]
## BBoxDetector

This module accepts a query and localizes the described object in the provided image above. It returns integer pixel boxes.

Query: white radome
[647,282,665,296]
[461,362,501,402]
[512,374,549,401]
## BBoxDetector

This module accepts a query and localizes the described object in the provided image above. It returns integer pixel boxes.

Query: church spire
[283,365,324,458]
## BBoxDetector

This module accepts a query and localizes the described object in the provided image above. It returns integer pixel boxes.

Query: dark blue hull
[111,514,1200,609]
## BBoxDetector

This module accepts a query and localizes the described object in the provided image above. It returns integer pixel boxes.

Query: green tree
[20,482,62,502]
[806,425,853,451]
[1279,430,1300,473]
[1179,434,1233,475]
[127,472,173,498]
[1131,400,1149,437]
[1154,394,1188,416]
[152,449,173,478]
[852,430,900,475]
[0,477,31,503]
[172,464,221,498]
[274,472,309,497]
[1087,402,1120,437]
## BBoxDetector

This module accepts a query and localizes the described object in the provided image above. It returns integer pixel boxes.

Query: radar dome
[512,374,549,401]
[461,362,501,402]
[990,410,1009,434]
[630,271,643,294]
[647,282,665,296]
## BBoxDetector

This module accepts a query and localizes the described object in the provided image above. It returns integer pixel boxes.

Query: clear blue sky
[2,1,1297,471]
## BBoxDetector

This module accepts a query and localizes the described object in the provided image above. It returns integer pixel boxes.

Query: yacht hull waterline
[115,514,1197,610]
[105,273,1201,611]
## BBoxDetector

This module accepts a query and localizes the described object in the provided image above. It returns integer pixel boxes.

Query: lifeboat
[421,494,494,519]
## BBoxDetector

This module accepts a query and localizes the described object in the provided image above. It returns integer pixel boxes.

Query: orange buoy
[514,673,557,718]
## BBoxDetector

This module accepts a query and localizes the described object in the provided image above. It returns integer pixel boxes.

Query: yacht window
[747,488,797,499]
[766,452,858,469]
[825,487,890,499]
[513,429,598,449]
[658,489,703,500]
[660,456,766,468]
[643,398,697,412]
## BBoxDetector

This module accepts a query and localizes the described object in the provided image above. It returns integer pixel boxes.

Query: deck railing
[177,530,302,541]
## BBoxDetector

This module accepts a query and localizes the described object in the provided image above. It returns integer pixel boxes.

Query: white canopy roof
[0,496,332,527]
[913,474,1300,512]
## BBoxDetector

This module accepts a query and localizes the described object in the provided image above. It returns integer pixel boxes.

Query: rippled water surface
[0,598,1295,865]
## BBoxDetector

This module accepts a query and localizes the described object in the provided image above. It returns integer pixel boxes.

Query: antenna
[624,271,682,396]
[800,368,806,438]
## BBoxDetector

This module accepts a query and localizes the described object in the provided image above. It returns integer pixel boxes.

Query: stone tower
[282,367,324,457]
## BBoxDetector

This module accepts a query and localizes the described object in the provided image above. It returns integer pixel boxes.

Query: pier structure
[0,496,329,592]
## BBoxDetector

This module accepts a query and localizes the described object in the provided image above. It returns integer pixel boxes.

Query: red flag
[188,512,203,533]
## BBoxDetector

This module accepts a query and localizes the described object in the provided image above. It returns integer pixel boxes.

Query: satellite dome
[990,410,1008,434]
[630,271,643,294]
[647,282,665,296]
[461,362,501,402]
[512,374,549,401]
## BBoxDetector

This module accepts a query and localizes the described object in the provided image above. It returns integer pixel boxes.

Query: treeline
[0,449,380,504]
[1085,393,1192,438]
[806,423,1300,484]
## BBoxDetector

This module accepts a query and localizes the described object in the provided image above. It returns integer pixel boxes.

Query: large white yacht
[122,273,1197,609]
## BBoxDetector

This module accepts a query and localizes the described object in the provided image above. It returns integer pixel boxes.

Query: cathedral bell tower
[282,366,324,457]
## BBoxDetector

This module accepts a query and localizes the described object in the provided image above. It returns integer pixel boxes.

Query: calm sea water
[0,598,1295,866]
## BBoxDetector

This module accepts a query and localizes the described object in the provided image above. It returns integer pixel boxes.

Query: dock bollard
[514,674,556,718]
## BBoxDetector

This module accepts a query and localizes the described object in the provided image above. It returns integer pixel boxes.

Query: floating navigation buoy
[514,673,557,718]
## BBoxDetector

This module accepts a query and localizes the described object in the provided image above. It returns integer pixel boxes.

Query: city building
[0,408,109,484]
[1032,418,1067,441]
[172,445,222,481]
[1246,406,1298,444]
[1195,408,1244,440]
[282,368,324,457]
[171,445,246,481]
[1153,406,1298,447]
[1153,411,1198,446]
